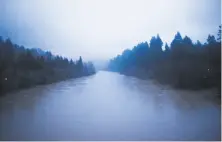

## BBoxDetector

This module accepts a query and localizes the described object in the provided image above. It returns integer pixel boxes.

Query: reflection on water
[0,71,220,141]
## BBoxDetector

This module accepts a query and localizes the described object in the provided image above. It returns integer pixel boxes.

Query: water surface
[0,71,220,140]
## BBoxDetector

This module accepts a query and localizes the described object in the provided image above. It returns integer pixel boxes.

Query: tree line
[0,37,96,95]
[108,26,221,93]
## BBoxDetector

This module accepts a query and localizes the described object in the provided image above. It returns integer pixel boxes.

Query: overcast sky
[0,0,221,61]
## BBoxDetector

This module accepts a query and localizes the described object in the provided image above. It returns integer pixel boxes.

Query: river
[0,71,220,140]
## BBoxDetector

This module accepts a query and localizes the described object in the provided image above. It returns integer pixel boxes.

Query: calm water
[0,71,220,140]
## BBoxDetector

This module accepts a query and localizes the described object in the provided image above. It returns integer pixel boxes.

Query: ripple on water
[0,71,220,141]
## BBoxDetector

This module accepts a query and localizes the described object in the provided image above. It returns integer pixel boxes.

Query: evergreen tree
[0,38,96,95]
[108,26,221,92]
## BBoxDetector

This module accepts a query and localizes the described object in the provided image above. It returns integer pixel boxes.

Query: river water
[0,71,220,140]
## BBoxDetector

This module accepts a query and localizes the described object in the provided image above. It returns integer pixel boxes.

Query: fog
[0,71,220,140]
[0,0,220,61]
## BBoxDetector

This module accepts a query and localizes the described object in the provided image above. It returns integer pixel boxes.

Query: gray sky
[0,0,221,61]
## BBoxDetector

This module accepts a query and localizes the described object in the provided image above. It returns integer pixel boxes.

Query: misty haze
[0,0,221,141]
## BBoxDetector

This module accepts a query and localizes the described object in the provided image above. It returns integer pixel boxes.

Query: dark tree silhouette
[0,38,96,95]
[217,25,221,41]
[108,26,221,94]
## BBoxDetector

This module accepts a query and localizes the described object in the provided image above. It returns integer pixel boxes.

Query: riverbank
[0,38,96,96]
[0,71,220,141]
[0,72,96,96]
[117,70,221,100]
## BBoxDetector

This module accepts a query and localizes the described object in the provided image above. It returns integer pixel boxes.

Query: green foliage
[108,26,221,92]
[0,39,96,95]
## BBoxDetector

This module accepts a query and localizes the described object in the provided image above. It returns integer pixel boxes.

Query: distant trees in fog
[108,26,221,93]
[0,37,96,94]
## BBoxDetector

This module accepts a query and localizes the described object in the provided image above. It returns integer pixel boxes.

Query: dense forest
[108,26,221,94]
[0,37,96,95]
